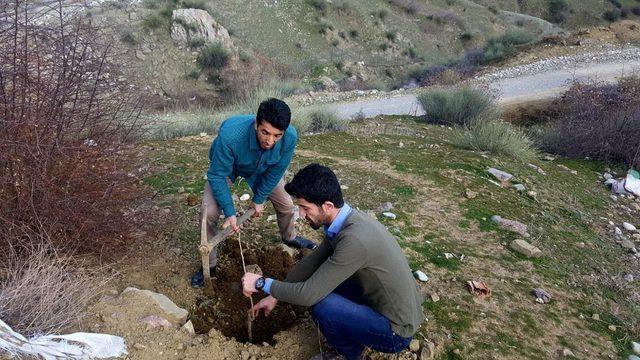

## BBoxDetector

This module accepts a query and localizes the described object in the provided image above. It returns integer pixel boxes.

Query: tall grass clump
[295,108,348,133]
[482,28,536,63]
[541,77,640,168]
[418,87,495,126]
[197,42,230,71]
[453,120,538,162]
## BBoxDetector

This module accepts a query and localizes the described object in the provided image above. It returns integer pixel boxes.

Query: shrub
[417,87,495,126]
[349,29,359,38]
[388,0,423,14]
[548,0,570,23]
[385,30,398,42]
[0,2,144,254]
[377,9,389,20]
[541,77,640,168]
[459,31,473,41]
[143,13,166,29]
[197,42,229,71]
[482,28,535,63]
[0,241,105,336]
[189,37,206,48]
[297,108,348,133]
[604,8,622,21]
[120,29,138,45]
[308,0,327,11]
[181,0,209,10]
[453,119,538,162]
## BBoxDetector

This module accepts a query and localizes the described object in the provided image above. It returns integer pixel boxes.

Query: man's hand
[250,202,265,218]
[241,272,261,297]
[252,295,278,318]
[222,215,240,233]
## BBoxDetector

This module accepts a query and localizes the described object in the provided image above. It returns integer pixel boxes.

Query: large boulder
[171,9,233,49]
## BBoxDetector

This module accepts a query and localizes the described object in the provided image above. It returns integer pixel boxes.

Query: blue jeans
[311,281,412,360]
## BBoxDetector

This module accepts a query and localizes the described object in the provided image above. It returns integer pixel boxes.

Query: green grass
[417,87,496,127]
[143,114,639,359]
[452,119,538,162]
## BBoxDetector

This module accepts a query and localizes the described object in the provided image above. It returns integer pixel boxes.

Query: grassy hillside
[142,115,640,359]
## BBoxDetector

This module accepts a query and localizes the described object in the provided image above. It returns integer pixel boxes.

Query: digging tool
[199,208,256,296]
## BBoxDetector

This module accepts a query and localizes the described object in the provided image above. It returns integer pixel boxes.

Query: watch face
[256,277,265,290]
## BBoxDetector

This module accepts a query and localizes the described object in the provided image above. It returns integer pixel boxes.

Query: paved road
[329,59,640,120]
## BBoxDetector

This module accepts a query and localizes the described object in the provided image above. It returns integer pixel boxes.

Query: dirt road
[329,54,640,120]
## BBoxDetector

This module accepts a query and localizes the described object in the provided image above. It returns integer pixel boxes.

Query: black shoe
[283,236,317,250]
[191,266,216,288]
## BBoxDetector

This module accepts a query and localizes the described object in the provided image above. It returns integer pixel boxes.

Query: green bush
[189,37,206,48]
[296,108,348,133]
[181,0,209,10]
[452,119,538,162]
[417,87,495,126]
[385,30,398,42]
[482,29,535,63]
[197,43,229,71]
[604,8,622,21]
[548,0,570,23]
[120,30,138,45]
[142,13,166,29]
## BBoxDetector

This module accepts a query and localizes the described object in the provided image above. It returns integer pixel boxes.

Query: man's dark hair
[285,164,344,207]
[256,98,291,131]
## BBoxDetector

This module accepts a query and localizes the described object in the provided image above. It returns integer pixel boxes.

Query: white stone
[121,287,188,325]
[623,222,637,231]
[444,253,455,259]
[487,168,513,182]
[382,212,396,219]
[267,214,277,222]
[615,227,623,236]
[181,320,195,335]
[240,193,250,201]
[413,270,429,282]
[632,341,640,355]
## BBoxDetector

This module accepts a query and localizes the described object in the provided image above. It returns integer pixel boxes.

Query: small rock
[420,341,435,359]
[409,339,420,352]
[169,247,183,256]
[528,163,546,175]
[199,132,207,137]
[492,215,530,237]
[430,293,440,302]
[135,50,146,60]
[464,189,477,199]
[378,202,394,212]
[133,343,146,350]
[624,274,634,282]
[543,155,555,161]
[399,142,404,148]
[487,168,513,183]
[624,222,637,231]
[604,172,613,180]
[267,214,277,222]
[535,298,545,304]
[413,270,429,282]
[512,184,526,192]
[382,212,396,219]
[532,288,551,303]
[240,193,250,201]
[181,320,195,335]
[615,227,623,236]
[444,252,455,259]
[340,185,349,190]
[621,239,637,252]
[632,341,640,355]
[241,350,250,360]
[527,191,537,199]
[140,315,173,330]
[608,325,617,332]
[562,348,575,357]
[592,313,600,321]
[177,186,185,193]
[629,355,640,360]
[511,239,542,257]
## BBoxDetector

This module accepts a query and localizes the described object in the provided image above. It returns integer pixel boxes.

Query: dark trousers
[311,281,412,360]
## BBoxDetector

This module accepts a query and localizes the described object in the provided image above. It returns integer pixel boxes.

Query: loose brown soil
[192,243,306,344]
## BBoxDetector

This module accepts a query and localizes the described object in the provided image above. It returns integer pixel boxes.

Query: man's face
[296,198,327,230]
[256,120,284,150]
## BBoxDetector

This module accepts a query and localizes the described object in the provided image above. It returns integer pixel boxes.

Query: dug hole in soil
[191,242,307,344]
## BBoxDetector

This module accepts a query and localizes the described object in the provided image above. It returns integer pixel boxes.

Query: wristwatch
[255,277,266,291]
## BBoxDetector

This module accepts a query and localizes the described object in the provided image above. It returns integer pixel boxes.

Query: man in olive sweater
[241,164,423,360]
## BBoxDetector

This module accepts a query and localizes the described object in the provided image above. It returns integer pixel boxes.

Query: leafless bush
[0,234,105,336]
[0,1,145,254]
[542,77,640,168]
[387,0,423,15]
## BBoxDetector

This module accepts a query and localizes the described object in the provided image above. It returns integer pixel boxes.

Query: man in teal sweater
[241,164,423,360]
[191,98,316,288]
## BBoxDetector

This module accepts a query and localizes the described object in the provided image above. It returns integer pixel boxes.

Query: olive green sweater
[270,210,423,337]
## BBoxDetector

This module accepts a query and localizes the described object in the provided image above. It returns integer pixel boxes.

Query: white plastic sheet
[0,318,127,359]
